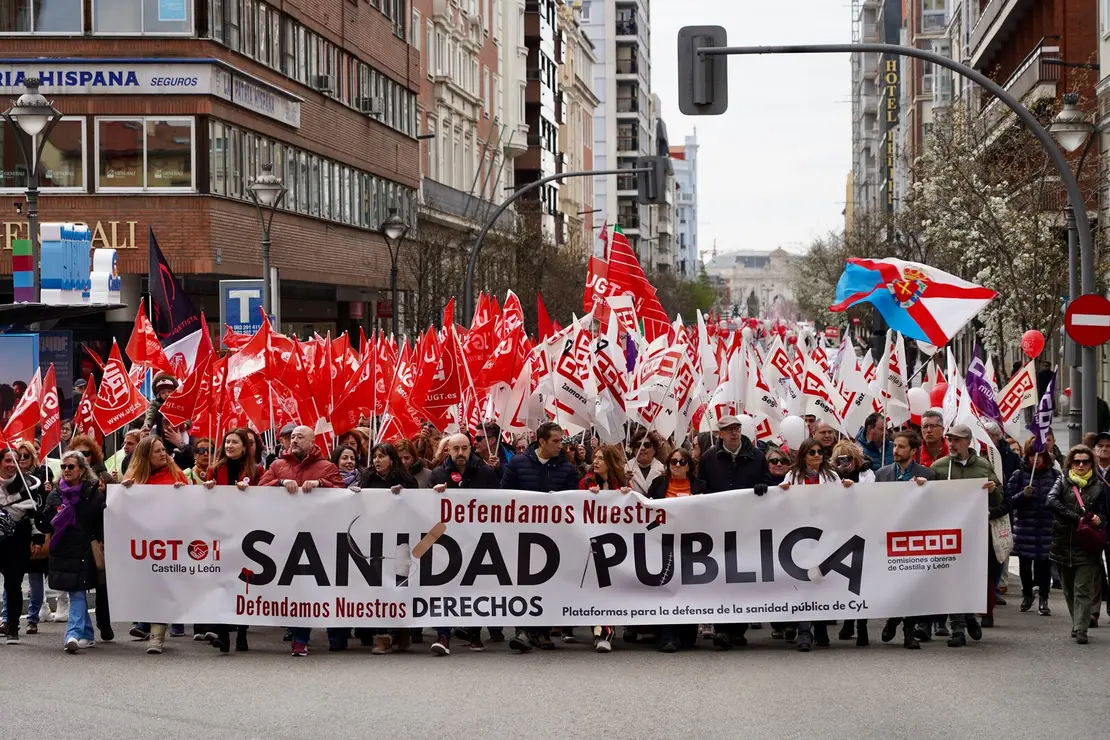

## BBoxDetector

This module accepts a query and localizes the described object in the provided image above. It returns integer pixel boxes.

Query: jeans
[1019,556,1051,600]
[1060,561,1098,637]
[65,591,95,643]
[0,572,44,624]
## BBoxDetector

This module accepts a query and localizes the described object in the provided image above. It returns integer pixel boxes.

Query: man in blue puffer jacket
[501,421,578,653]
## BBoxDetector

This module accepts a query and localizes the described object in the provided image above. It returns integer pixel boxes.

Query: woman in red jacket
[204,429,261,488]
[120,436,187,654]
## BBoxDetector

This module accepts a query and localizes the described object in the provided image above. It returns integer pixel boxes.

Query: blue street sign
[220,279,265,346]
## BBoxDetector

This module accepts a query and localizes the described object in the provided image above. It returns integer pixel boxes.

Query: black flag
[147,227,201,345]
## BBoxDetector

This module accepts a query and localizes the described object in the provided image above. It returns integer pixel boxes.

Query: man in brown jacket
[258,425,344,656]
[258,426,345,492]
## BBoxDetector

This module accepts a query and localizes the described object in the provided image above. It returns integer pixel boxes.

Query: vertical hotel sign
[883,54,899,212]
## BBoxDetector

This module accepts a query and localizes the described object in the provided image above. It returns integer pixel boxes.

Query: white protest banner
[105,482,987,627]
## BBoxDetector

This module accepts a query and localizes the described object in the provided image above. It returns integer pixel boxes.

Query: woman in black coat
[40,450,105,653]
[998,440,1059,616]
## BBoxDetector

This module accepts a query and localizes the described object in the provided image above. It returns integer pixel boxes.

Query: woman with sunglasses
[1047,445,1108,644]
[63,434,114,639]
[831,440,875,485]
[0,447,44,644]
[41,451,104,653]
[184,437,213,484]
[777,439,842,651]
[647,448,706,499]
[120,436,188,654]
[764,446,792,485]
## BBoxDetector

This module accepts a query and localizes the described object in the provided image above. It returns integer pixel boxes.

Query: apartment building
[670,133,699,279]
[556,1,599,250]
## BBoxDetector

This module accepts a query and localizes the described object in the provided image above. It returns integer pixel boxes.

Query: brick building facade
[1,0,421,338]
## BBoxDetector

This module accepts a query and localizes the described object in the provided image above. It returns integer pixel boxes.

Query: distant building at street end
[669,133,698,279]
[702,247,797,319]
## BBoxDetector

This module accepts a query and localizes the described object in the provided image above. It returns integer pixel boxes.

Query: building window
[0,0,83,33]
[96,117,194,191]
[482,67,490,117]
[411,8,420,48]
[0,117,85,192]
[93,0,194,34]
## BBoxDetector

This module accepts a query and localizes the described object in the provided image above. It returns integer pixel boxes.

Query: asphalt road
[3,561,1108,740]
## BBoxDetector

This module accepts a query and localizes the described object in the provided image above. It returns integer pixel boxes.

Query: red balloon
[1064,386,1073,398]
[929,382,948,407]
[786,335,798,346]
[1021,330,1045,358]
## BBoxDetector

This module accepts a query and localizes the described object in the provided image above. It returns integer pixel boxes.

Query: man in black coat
[696,415,772,650]
[501,421,577,652]
[427,433,502,655]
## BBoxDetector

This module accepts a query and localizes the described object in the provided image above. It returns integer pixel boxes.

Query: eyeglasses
[1073,458,1092,467]
[806,449,824,458]
[60,464,77,471]
[473,437,487,444]
[835,455,852,466]
[767,458,789,465]
[669,458,688,467]
[17,452,32,461]
[195,447,211,455]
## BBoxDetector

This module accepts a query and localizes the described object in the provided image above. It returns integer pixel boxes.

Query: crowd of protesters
[2,390,1107,657]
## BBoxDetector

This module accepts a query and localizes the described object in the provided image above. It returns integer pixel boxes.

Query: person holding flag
[930,424,1000,646]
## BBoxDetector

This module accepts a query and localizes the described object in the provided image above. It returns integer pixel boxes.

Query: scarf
[1069,469,1093,487]
[51,478,84,541]
[340,468,358,487]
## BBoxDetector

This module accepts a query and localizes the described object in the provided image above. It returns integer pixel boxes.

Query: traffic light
[636,155,672,205]
[678,26,729,116]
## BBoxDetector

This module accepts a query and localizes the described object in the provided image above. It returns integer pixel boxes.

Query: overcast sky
[651,0,852,257]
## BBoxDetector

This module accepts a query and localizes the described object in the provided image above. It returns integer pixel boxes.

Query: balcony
[617,213,640,230]
[616,135,639,153]
[980,40,1061,133]
[970,0,1035,70]
[616,97,639,114]
[616,58,638,76]
[421,178,515,229]
[615,19,637,38]
[617,173,638,192]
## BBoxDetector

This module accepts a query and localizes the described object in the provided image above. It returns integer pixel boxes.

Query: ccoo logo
[887,529,961,557]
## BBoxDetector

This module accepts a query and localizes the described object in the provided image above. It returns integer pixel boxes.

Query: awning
[0,303,126,325]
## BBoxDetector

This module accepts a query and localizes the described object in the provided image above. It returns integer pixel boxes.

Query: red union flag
[997,361,1037,421]
[3,369,42,444]
[39,364,62,454]
[74,376,99,439]
[93,341,149,435]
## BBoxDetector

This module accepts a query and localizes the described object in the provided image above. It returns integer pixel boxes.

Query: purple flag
[1027,374,1056,453]
[147,227,202,345]
[966,345,1002,423]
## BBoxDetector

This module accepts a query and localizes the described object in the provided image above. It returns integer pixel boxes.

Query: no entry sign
[1065,293,1110,347]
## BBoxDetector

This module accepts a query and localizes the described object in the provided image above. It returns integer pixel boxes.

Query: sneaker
[712,632,732,650]
[967,618,983,641]
[933,621,949,637]
[536,634,556,650]
[1071,627,1078,638]
[0,621,7,633]
[38,604,51,623]
[26,623,37,635]
[431,638,450,656]
[283,628,295,642]
[5,634,20,645]
[452,627,470,642]
[468,639,486,652]
[65,638,79,654]
[129,626,150,640]
[291,640,308,657]
[77,639,95,649]
[661,642,678,653]
[193,633,210,642]
[488,629,506,643]
[169,626,186,637]
[914,626,932,643]
[100,626,114,643]
[1038,599,1051,617]
[595,638,612,653]
[562,630,577,644]
[1019,596,1034,612]
[796,633,813,652]
[903,634,921,650]
[947,632,967,647]
[1076,633,1089,645]
[508,631,532,653]
[51,608,69,623]
[203,631,219,643]
[146,642,163,655]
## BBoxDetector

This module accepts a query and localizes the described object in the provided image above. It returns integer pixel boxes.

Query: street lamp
[247,160,286,318]
[381,207,408,337]
[1049,92,1099,447]
[2,78,63,303]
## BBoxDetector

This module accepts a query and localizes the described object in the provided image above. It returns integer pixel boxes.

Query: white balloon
[781,415,806,449]
[737,413,756,442]
[741,327,753,341]
[907,387,930,415]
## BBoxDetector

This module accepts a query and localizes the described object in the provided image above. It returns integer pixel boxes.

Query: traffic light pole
[681,37,1097,435]
[462,166,651,323]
